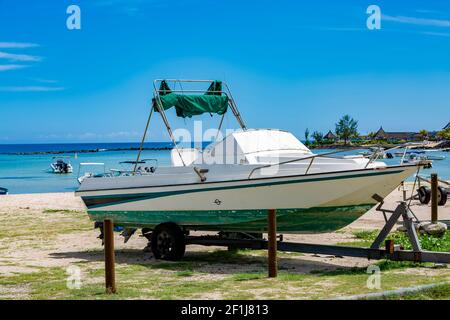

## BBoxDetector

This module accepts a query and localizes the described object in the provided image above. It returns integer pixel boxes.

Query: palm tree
[304,128,310,145]
[368,132,376,140]
[419,129,428,140]
[335,115,358,145]
[312,131,323,144]
[437,128,450,140]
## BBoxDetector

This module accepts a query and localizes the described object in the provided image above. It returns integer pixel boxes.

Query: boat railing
[376,142,426,165]
[247,148,363,179]
[247,142,429,179]
[152,79,230,98]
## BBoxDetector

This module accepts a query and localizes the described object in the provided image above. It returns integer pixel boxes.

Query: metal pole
[267,209,277,278]
[431,173,438,223]
[104,219,116,294]
[154,93,186,166]
[134,107,153,174]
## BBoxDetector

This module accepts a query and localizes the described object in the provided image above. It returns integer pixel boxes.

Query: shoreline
[4,142,449,155]
[0,147,173,156]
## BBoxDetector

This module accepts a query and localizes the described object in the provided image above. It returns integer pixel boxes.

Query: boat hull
[77,165,417,233]
[88,205,372,233]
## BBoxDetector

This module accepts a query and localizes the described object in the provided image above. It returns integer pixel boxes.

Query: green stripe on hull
[88,204,373,233]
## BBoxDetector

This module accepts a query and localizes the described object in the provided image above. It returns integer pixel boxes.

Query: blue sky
[0,0,449,143]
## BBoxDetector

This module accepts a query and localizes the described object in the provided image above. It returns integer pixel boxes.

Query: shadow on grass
[309,260,428,276]
[49,247,353,275]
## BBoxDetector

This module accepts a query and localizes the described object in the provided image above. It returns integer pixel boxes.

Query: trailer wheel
[151,223,185,261]
[418,186,431,204]
[437,187,448,206]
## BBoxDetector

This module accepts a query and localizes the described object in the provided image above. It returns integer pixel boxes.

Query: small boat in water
[394,150,425,157]
[111,159,159,176]
[50,157,73,174]
[76,79,427,236]
[77,162,106,183]
[425,154,446,161]
[0,187,8,195]
[359,147,390,159]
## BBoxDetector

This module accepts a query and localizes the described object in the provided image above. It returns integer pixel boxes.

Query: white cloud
[0,64,28,71]
[105,131,140,138]
[415,9,442,15]
[0,51,41,62]
[383,15,450,28]
[31,78,58,84]
[319,27,366,32]
[95,0,144,6]
[421,31,450,37]
[0,42,39,48]
[0,86,65,92]
[61,131,141,140]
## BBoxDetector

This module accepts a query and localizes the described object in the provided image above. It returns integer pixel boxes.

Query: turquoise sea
[0,143,448,194]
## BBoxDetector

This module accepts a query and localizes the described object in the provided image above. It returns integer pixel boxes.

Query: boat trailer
[184,195,450,265]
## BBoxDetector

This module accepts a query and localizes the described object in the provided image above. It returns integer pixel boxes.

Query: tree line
[303,115,449,146]
[304,114,358,146]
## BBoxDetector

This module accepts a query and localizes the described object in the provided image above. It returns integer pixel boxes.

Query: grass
[0,208,91,241]
[1,250,448,300]
[383,283,450,300]
[42,209,82,214]
[1,204,449,300]
[339,230,450,252]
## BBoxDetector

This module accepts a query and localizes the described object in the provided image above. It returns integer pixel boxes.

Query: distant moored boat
[50,156,73,173]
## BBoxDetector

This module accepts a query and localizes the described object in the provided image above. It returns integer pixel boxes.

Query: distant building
[373,127,421,141]
[324,130,337,141]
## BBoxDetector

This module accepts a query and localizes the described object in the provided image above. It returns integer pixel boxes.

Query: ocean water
[0,143,173,194]
[0,144,448,194]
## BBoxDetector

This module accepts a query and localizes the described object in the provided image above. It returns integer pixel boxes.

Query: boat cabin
[171,129,312,166]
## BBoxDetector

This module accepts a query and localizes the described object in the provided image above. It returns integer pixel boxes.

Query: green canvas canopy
[153,80,229,118]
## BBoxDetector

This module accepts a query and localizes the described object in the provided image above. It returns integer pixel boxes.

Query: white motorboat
[75,79,426,238]
[50,157,73,174]
[359,147,389,159]
[424,154,446,161]
[77,162,106,184]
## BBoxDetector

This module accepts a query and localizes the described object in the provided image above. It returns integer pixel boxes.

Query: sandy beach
[0,185,449,299]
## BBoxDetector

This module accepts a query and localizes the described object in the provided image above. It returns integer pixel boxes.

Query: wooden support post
[401,181,407,201]
[431,173,438,223]
[385,240,394,255]
[267,209,277,278]
[104,219,116,294]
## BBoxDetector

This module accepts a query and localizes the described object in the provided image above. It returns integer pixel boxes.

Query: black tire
[438,186,448,206]
[151,223,185,260]
[418,186,431,204]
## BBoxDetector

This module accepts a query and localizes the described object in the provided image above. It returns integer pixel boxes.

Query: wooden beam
[104,219,116,294]
[267,209,278,278]
[431,173,438,223]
